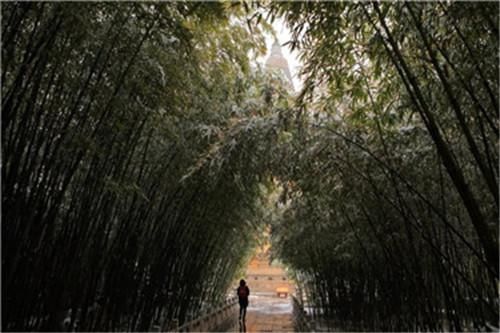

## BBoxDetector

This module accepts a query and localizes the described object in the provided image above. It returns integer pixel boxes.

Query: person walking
[237,279,250,321]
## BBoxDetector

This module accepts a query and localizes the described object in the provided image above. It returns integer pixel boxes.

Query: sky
[258,17,303,92]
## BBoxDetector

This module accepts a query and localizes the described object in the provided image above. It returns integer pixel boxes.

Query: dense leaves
[3,1,498,332]
[267,2,498,331]
[2,2,279,331]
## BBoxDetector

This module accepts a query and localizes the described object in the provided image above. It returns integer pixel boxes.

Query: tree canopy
[2,1,498,332]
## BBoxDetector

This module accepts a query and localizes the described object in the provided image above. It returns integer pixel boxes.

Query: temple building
[244,237,295,297]
[265,39,294,92]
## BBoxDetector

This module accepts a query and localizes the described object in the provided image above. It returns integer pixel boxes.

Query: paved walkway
[230,294,294,332]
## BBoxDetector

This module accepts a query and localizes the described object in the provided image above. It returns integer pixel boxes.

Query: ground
[230,294,294,332]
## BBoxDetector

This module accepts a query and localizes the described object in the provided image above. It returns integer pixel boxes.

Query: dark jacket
[237,285,250,303]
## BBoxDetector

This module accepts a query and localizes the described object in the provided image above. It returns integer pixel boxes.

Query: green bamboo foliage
[2,2,280,331]
[3,1,498,332]
[267,1,498,331]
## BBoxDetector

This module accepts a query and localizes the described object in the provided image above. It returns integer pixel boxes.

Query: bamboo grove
[2,1,499,333]
[2,2,290,330]
[267,2,499,331]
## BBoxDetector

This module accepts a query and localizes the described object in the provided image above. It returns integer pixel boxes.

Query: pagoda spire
[265,39,293,90]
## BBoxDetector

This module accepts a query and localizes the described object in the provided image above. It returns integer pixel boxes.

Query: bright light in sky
[258,17,303,92]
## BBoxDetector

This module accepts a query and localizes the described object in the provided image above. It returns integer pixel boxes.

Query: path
[230,294,294,332]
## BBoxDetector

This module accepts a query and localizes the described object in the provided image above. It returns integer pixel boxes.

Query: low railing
[165,296,239,332]
[292,296,311,332]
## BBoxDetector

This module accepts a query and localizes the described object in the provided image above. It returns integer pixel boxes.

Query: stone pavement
[229,294,294,332]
